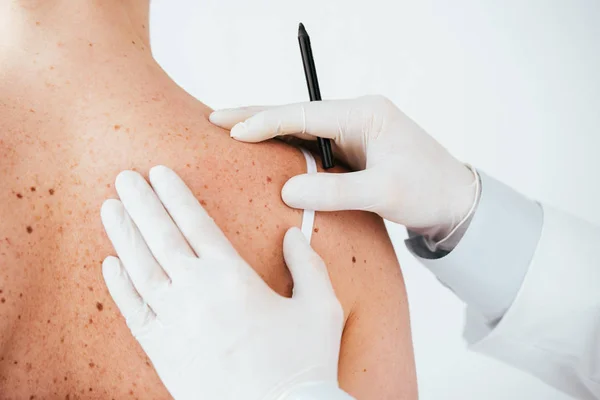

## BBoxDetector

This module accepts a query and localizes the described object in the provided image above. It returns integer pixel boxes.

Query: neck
[0,1,151,56]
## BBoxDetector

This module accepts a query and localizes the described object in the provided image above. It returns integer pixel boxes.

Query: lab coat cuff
[406,170,543,322]
[418,165,482,252]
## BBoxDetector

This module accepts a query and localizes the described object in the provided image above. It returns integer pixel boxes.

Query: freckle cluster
[14,185,57,232]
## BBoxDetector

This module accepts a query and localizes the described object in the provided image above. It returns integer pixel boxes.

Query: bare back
[0,2,417,399]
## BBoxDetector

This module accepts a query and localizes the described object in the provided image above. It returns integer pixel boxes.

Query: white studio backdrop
[150,1,600,399]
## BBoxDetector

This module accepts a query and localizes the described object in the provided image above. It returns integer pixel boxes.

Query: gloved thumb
[282,170,378,213]
[283,227,336,301]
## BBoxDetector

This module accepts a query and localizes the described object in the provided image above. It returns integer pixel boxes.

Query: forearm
[471,205,600,399]
[406,169,543,322]
[407,171,600,399]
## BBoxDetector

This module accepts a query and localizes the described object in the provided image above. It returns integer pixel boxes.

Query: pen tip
[298,23,307,36]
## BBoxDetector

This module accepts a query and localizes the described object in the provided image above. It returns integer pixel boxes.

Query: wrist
[412,165,480,243]
[437,164,480,239]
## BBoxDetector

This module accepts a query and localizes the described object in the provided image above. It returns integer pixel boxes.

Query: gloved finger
[102,256,157,337]
[209,106,270,130]
[211,105,317,142]
[282,170,379,212]
[283,227,336,300]
[115,171,196,276]
[224,99,364,143]
[101,199,172,312]
[148,166,239,260]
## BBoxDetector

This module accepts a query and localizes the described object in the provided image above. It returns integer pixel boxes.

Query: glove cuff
[279,381,355,400]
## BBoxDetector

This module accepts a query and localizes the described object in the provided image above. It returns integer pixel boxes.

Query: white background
[150,1,600,399]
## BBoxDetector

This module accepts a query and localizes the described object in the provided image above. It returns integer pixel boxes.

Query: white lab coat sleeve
[406,171,544,322]
[470,204,600,400]
[406,172,600,400]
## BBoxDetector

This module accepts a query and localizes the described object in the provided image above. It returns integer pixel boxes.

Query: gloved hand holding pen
[209,95,478,242]
[209,94,600,400]
[100,94,600,400]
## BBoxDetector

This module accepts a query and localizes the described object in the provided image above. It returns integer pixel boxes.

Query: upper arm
[123,125,417,398]
[311,209,417,399]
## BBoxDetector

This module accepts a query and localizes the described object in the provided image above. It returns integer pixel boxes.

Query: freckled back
[0,57,310,398]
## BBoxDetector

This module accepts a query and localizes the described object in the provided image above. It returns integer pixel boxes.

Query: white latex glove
[210,95,477,239]
[100,166,353,400]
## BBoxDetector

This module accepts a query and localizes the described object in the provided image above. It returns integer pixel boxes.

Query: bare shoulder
[118,118,418,398]
[0,63,416,396]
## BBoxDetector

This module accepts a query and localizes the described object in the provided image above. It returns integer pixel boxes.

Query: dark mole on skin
[352,256,357,263]
[200,200,207,206]
[27,226,33,234]
[89,362,95,368]
[30,186,36,192]
[266,176,272,183]
[314,228,319,233]
[1,298,5,303]
[16,193,23,199]
[96,302,104,311]
[49,188,55,195]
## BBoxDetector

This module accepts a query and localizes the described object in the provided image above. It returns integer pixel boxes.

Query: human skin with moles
[0,1,417,398]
